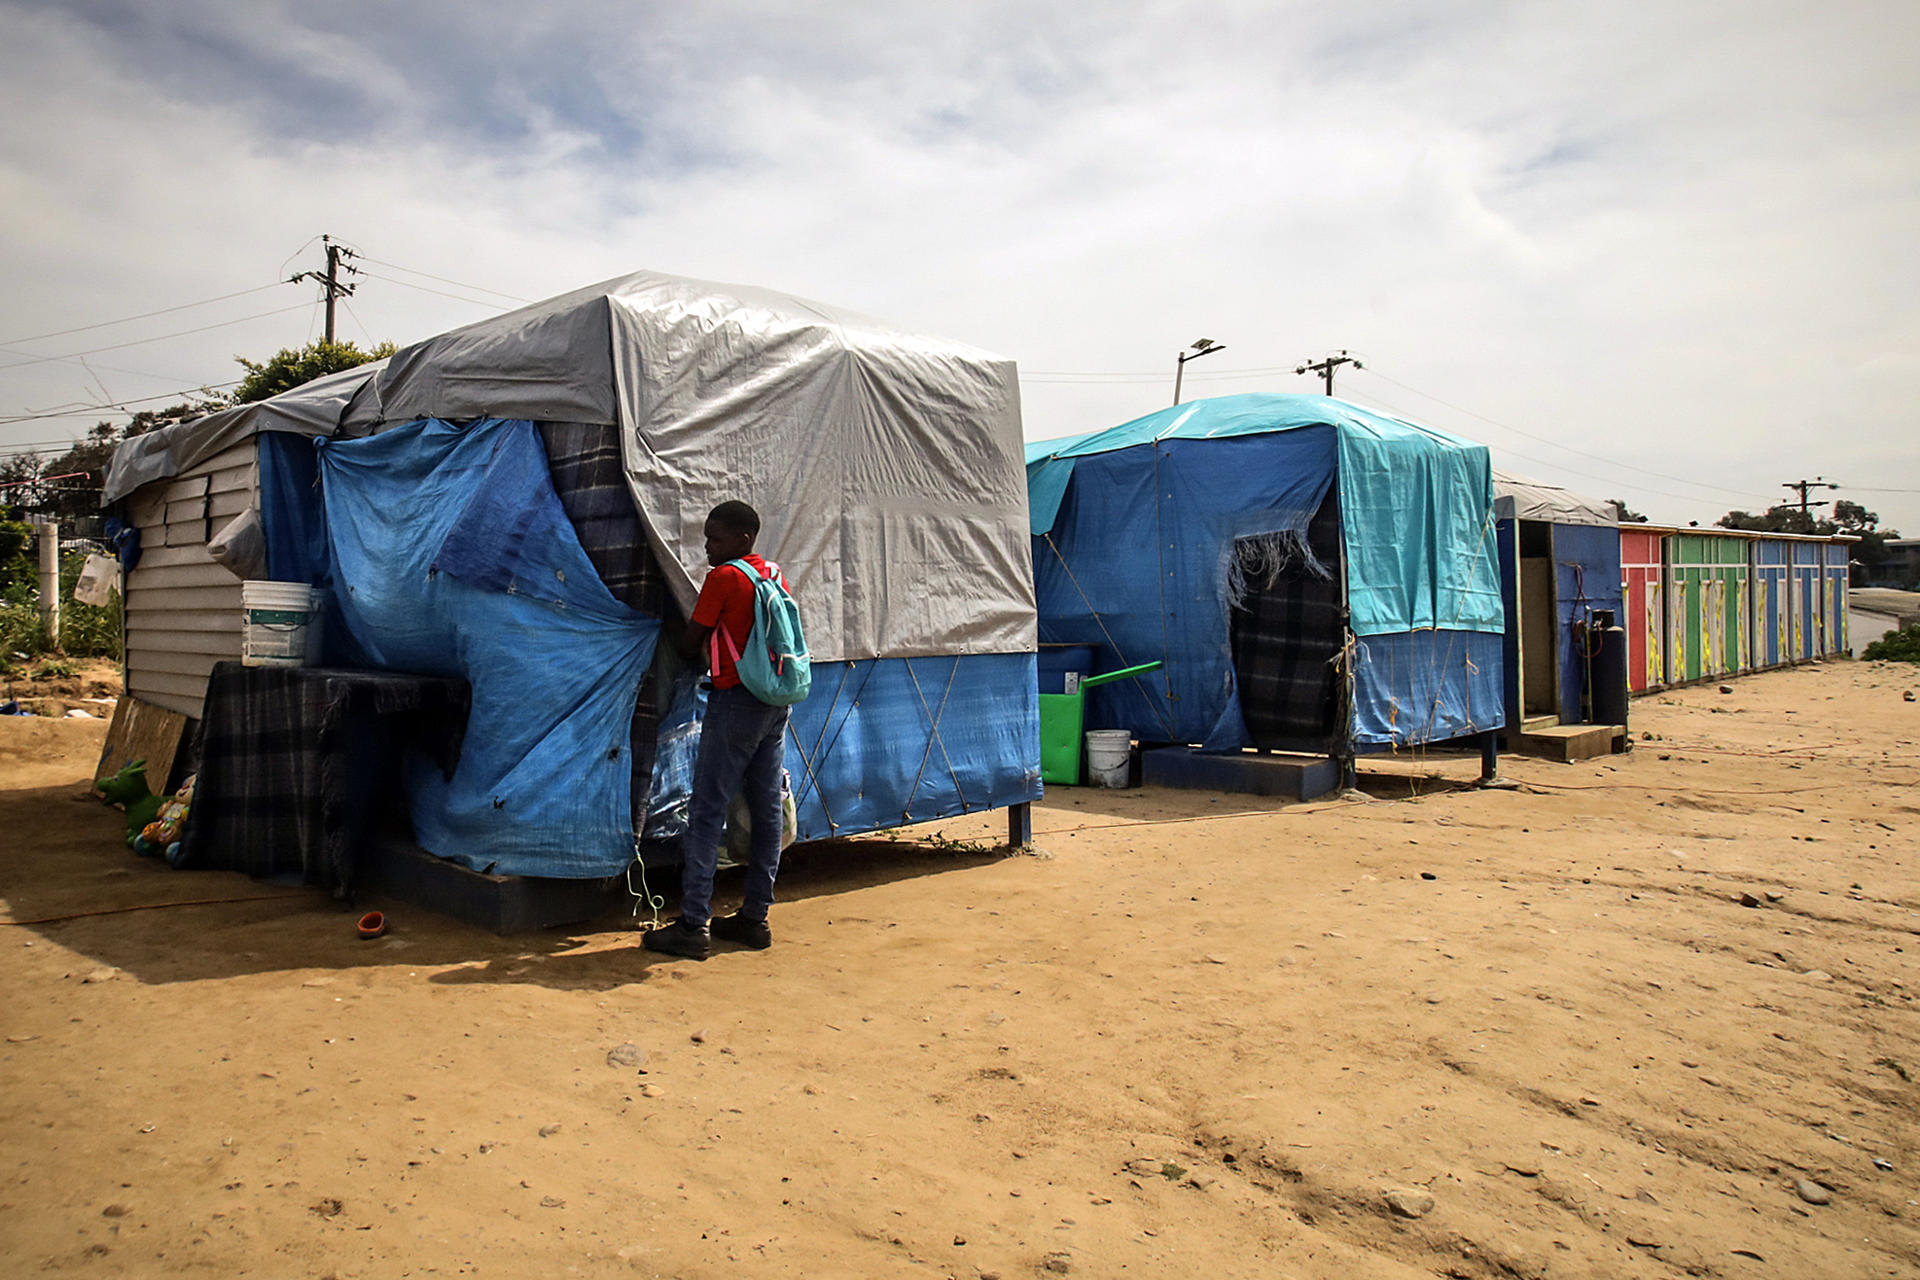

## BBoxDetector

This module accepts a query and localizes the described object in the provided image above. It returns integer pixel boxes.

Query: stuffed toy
[96,759,164,845]
[138,775,195,865]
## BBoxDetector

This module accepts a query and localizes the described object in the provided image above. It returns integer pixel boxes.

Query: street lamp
[1173,337,1224,405]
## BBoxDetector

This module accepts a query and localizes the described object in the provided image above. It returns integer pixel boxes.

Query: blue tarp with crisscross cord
[1026,393,1505,750]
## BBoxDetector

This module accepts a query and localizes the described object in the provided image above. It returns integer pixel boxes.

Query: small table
[178,663,470,898]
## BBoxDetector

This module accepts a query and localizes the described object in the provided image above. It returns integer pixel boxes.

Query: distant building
[1882,539,1920,590]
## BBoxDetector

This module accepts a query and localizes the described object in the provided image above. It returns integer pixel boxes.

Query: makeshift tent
[107,270,1041,880]
[1491,471,1623,729]
[1026,393,1505,758]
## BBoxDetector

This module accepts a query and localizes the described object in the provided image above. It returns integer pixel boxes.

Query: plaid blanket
[537,422,673,830]
[177,662,470,897]
[1229,490,1345,752]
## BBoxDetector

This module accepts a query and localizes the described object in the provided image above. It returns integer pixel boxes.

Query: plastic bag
[642,673,706,842]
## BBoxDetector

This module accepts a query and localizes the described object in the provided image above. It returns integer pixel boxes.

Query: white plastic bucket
[1085,728,1133,788]
[241,581,315,667]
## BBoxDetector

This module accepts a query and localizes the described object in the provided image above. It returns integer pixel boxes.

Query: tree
[234,338,395,404]
[1828,499,1900,585]
[1609,498,1647,523]
[1715,500,1901,585]
[1716,504,1823,535]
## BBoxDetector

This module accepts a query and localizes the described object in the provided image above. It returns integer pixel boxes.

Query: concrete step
[1141,747,1341,801]
[1521,714,1559,733]
[1510,723,1624,763]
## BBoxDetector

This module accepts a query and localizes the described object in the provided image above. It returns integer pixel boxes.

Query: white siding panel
[122,440,260,719]
[127,670,219,718]
[127,646,243,677]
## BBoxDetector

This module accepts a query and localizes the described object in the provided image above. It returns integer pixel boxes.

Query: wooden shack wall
[120,441,258,718]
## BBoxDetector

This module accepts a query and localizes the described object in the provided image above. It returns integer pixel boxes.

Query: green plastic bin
[1038,660,1163,786]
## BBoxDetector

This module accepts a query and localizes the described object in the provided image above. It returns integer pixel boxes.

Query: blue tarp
[1351,629,1505,748]
[1029,393,1504,751]
[1028,394,1503,636]
[262,419,1036,876]
[316,418,659,877]
[787,653,1041,837]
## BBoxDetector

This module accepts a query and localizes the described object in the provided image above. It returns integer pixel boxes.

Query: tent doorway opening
[1517,520,1558,721]
[1228,488,1344,752]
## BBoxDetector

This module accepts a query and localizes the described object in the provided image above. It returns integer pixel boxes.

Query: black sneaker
[710,912,772,950]
[641,918,710,960]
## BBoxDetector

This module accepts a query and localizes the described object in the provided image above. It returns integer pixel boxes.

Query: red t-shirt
[691,555,789,689]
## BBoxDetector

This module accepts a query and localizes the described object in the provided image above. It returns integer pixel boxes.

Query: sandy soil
[2,660,1918,1279]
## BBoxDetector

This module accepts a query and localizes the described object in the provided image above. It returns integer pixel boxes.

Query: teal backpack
[713,558,811,706]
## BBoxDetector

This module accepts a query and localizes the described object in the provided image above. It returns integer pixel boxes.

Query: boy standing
[643,500,790,961]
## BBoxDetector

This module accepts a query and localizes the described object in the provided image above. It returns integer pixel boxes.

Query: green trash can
[1038,660,1163,786]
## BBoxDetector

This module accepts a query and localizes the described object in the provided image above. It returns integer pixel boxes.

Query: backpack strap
[709,558,759,676]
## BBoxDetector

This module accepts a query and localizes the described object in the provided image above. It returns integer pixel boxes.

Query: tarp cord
[903,657,967,819]
[1041,533,1178,740]
[625,839,665,930]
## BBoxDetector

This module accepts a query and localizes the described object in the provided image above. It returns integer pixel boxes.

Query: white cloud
[1,0,1914,529]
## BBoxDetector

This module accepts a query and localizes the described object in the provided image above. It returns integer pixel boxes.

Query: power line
[1351,367,1771,502]
[0,303,314,374]
[0,380,240,427]
[354,255,533,304]
[1338,383,1775,509]
[0,282,291,349]
[356,270,516,311]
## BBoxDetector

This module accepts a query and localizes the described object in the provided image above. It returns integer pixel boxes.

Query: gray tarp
[1491,468,1618,527]
[106,361,386,500]
[106,271,1035,663]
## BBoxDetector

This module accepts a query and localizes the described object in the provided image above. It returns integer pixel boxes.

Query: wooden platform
[356,834,626,935]
[1509,723,1626,763]
[1141,747,1341,801]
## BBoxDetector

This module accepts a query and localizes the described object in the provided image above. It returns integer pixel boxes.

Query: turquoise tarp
[1027,393,1502,636]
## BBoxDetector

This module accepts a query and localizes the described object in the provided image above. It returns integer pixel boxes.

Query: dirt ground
[2,661,1918,1279]
[1,656,121,720]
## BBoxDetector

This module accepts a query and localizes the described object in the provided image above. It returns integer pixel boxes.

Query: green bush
[0,548,122,661]
[1863,624,1920,663]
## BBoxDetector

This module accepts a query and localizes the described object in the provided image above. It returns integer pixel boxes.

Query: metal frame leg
[1006,802,1032,849]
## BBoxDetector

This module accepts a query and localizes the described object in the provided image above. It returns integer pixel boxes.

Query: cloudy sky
[2,0,1915,531]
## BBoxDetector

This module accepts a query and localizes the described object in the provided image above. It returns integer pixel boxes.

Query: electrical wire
[0,303,314,373]
[353,255,533,305]
[1341,383,1773,510]
[0,892,311,926]
[356,270,514,311]
[1353,367,1775,502]
[0,381,241,428]
[0,282,292,349]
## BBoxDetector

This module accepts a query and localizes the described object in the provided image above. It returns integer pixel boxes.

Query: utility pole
[1782,476,1839,518]
[289,235,358,343]
[1173,338,1225,405]
[34,521,59,649]
[1296,350,1361,396]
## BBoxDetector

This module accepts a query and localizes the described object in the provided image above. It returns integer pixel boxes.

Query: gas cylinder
[1591,608,1630,730]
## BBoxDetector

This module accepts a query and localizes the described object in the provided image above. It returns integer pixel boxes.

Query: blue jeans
[678,684,789,927]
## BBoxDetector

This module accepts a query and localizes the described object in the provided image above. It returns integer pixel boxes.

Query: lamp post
[1173,337,1224,405]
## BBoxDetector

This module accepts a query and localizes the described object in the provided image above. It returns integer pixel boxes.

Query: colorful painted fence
[1824,542,1849,655]
[1620,529,1665,693]
[1668,532,1750,682]
[1752,538,1790,669]
[1619,527,1853,691]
